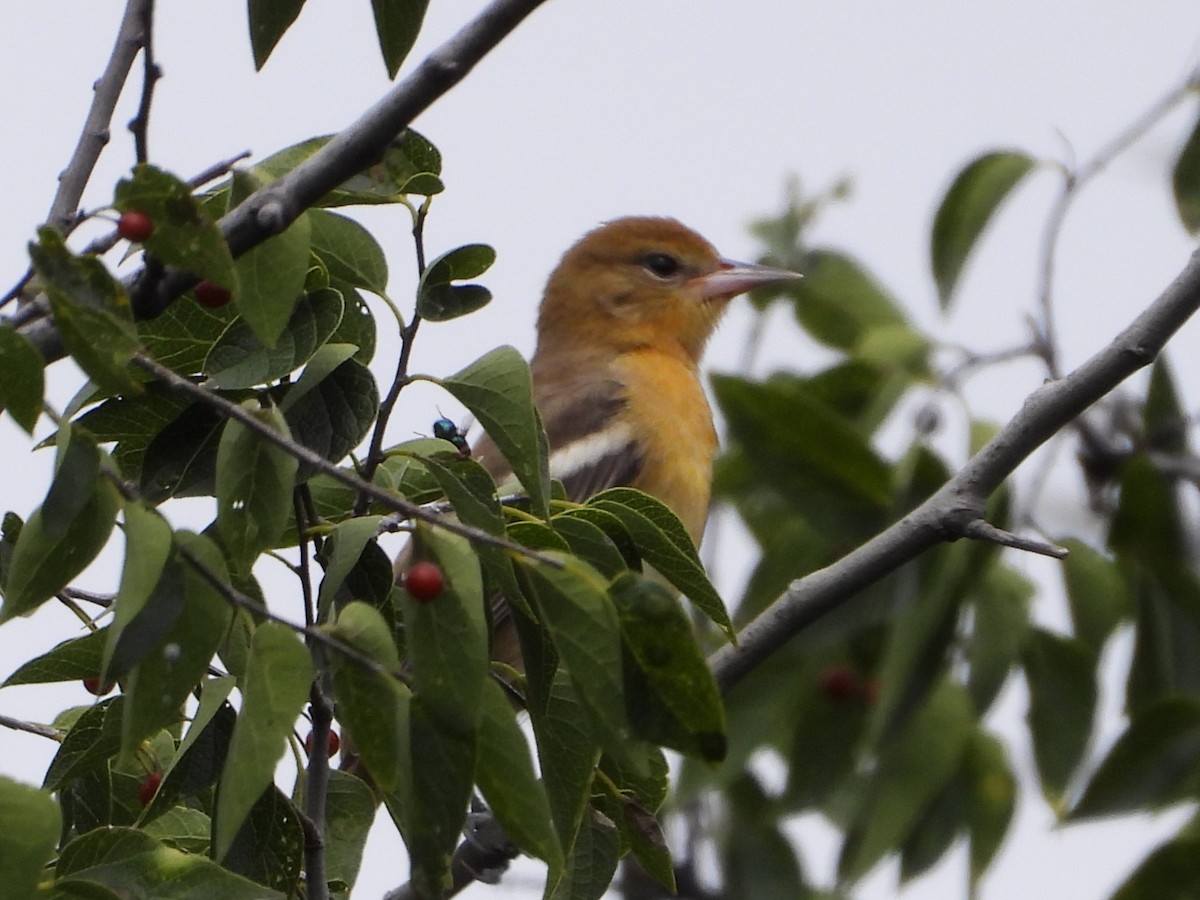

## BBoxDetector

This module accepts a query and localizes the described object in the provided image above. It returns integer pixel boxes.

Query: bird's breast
[613,349,718,545]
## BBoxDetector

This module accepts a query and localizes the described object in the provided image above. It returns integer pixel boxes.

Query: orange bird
[440,216,802,666]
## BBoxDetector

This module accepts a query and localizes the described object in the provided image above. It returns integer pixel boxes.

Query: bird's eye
[640,252,681,279]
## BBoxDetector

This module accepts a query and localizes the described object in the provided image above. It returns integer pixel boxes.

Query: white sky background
[2,2,1200,897]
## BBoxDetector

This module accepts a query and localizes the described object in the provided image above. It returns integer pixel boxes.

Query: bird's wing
[473,368,644,503]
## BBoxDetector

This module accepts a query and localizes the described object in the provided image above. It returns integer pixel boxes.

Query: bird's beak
[693,259,803,300]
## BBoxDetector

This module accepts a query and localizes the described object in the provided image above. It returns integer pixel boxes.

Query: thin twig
[186,150,253,191]
[0,713,61,741]
[961,520,1067,558]
[294,492,331,900]
[355,200,430,515]
[128,353,561,565]
[175,542,408,686]
[127,0,159,163]
[1034,67,1200,378]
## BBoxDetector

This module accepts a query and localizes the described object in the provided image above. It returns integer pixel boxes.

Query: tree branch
[14,0,549,353]
[176,542,409,687]
[710,244,1200,692]
[45,0,151,235]
[129,353,562,565]
[131,0,547,323]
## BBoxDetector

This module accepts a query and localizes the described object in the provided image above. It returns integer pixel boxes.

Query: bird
[411,216,802,669]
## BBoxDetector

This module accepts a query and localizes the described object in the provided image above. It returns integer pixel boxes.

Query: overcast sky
[2,3,1200,898]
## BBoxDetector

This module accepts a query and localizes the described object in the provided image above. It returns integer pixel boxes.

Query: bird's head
[536,216,801,363]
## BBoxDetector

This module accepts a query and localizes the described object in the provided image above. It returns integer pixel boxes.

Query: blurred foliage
[4,9,1200,900]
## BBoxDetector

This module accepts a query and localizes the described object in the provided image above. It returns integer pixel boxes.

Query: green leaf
[316,516,384,617]
[552,511,629,578]
[405,698,476,897]
[114,163,236,289]
[403,524,487,736]
[787,248,912,352]
[476,677,563,868]
[142,807,212,853]
[229,172,312,348]
[0,325,43,432]
[1022,627,1097,808]
[548,806,620,900]
[280,353,379,474]
[527,668,600,853]
[2,627,107,685]
[439,346,550,518]
[248,0,306,69]
[328,283,376,363]
[416,243,495,322]
[120,532,233,757]
[308,209,389,294]
[277,341,359,411]
[965,564,1032,713]
[254,129,443,204]
[1070,696,1200,820]
[0,776,61,900]
[712,373,893,541]
[1111,452,1187,572]
[900,770,967,883]
[44,697,125,790]
[42,425,102,539]
[931,150,1037,309]
[1127,568,1200,716]
[1059,538,1132,654]
[56,826,285,899]
[103,502,174,682]
[323,771,377,891]
[214,621,313,860]
[779,656,869,811]
[1173,109,1200,235]
[140,678,236,822]
[963,729,1016,886]
[135,400,227,502]
[516,553,629,754]
[1111,830,1200,900]
[30,227,141,395]
[204,288,344,389]
[869,544,969,744]
[588,487,734,641]
[215,402,299,571]
[839,681,974,883]
[329,601,409,792]
[619,808,673,892]
[722,775,805,898]
[610,572,726,762]
[137,293,237,377]
[371,0,430,77]
[1,448,120,623]
[221,785,303,894]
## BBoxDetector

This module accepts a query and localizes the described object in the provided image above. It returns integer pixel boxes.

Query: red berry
[117,209,154,242]
[138,771,163,806]
[818,664,861,701]
[305,729,341,758]
[405,561,444,602]
[83,676,114,696]
[193,280,232,309]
